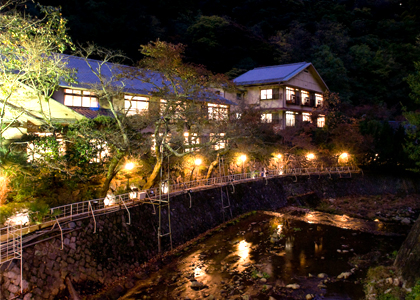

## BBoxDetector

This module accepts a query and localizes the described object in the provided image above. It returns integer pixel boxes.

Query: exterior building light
[239,154,247,174]
[338,153,349,164]
[277,154,282,159]
[195,158,202,166]
[125,162,134,170]
[306,153,315,160]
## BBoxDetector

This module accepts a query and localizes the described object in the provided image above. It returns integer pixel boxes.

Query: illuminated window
[64,89,98,108]
[286,87,298,104]
[208,103,228,120]
[184,132,199,152]
[261,89,272,100]
[151,133,170,153]
[261,88,280,100]
[210,133,226,150]
[236,113,242,119]
[161,99,183,119]
[302,112,311,122]
[261,113,272,123]
[317,115,325,127]
[124,95,149,115]
[315,94,323,107]
[301,90,310,105]
[286,111,296,127]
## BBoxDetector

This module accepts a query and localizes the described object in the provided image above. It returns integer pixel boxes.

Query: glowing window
[302,112,311,122]
[286,87,297,103]
[64,89,98,108]
[184,132,199,152]
[208,103,228,120]
[315,94,323,107]
[301,90,310,105]
[261,113,272,123]
[124,95,149,115]
[286,111,296,127]
[317,115,325,127]
[210,133,226,150]
[261,89,273,100]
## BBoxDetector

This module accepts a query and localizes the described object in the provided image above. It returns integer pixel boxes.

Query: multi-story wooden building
[222,62,329,130]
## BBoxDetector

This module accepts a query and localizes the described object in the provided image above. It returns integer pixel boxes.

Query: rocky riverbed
[112,210,406,300]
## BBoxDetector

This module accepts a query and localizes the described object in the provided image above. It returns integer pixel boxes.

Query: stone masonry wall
[1,172,419,299]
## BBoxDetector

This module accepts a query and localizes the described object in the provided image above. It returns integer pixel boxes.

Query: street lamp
[194,158,202,180]
[276,154,283,174]
[239,154,247,173]
[124,162,134,191]
[338,152,349,164]
[306,153,315,160]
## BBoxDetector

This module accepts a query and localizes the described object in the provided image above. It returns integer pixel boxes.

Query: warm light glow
[277,154,282,159]
[239,154,247,163]
[6,211,29,226]
[125,162,134,170]
[194,267,203,277]
[306,153,315,160]
[338,153,349,163]
[195,158,202,166]
[184,132,189,137]
[161,182,169,194]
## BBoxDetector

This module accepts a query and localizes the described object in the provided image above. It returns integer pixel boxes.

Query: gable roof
[60,54,236,106]
[233,62,328,90]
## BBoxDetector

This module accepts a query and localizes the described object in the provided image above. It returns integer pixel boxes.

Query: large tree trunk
[394,214,420,286]
[206,155,219,179]
[143,155,163,190]
[100,152,125,197]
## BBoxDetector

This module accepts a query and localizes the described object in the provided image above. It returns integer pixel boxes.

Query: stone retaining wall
[1,172,419,299]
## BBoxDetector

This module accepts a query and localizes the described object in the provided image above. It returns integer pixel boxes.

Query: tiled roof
[233,62,312,85]
[70,107,114,119]
[60,54,236,106]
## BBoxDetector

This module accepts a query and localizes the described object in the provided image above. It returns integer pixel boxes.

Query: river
[118,208,405,300]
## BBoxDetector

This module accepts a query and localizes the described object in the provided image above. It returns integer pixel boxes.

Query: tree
[0,2,74,148]
[67,45,151,197]
[134,40,235,189]
[404,61,420,172]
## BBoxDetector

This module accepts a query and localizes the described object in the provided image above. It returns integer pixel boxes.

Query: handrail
[0,165,361,240]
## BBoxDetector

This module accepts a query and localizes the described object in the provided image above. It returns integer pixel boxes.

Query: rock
[269,297,276,300]
[318,273,327,278]
[8,284,19,294]
[191,280,204,290]
[241,295,250,300]
[401,218,411,225]
[384,288,392,294]
[260,278,267,283]
[286,283,300,289]
[306,294,315,300]
[337,272,352,279]
[337,249,342,253]
[308,273,313,277]
[386,277,393,284]
[23,293,33,300]
[318,284,327,289]
[393,278,400,286]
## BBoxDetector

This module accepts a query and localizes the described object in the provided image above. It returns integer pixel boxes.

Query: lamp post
[338,152,349,165]
[277,154,282,174]
[239,154,247,174]
[125,162,134,191]
[194,158,202,181]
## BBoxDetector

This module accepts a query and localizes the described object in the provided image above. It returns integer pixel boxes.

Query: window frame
[124,95,149,115]
[64,89,99,108]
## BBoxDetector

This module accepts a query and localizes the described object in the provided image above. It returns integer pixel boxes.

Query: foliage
[406,280,420,300]
[0,173,11,205]
[135,40,236,189]
[0,1,74,146]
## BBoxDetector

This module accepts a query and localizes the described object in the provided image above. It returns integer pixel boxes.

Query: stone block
[8,284,19,294]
